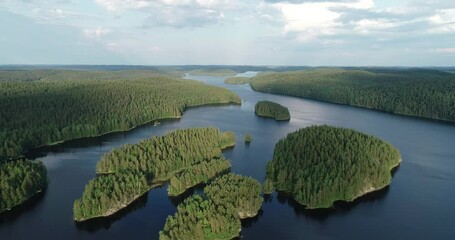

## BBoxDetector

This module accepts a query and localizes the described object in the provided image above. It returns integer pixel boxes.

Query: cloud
[434,48,455,54]
[83,27,111,39]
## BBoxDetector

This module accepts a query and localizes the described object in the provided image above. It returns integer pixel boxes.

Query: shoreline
[250,86,455,125]
[304,158,402,210]
[0,189,45,215]
[19,100,240,160]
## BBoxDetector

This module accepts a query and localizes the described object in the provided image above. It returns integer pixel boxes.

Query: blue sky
[0,0,454,66]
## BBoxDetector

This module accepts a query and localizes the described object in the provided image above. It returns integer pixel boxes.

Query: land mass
[74,127,236,222]
[250,68,455,123]
[0,160,47,213]
[0,69,241,160]
[160,173,263,240]
[255,100,291,121]
[265,125,401,209]
[224,76,251,84]
[188,69,237,77]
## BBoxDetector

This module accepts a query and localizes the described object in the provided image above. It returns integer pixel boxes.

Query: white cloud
[434,48,455,54]
[83,27,111,39]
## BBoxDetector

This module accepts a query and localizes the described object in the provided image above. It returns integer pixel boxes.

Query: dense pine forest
[0,160,47,213]
[255,101,291,121]
[160,173,263,240]
[265,125,401,208]
[74,128,236,221]
[73,170,149,221]
[0,70,241,159]
[250,68,455,122]
[224,77,251,84]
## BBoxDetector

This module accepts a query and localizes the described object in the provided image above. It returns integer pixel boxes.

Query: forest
[0,69,241,159]
[250,68,455,122]
[74,128,236,221]
[159,173,263,240]
[255,101,291,121]
[188,69,237,77]
[0,160,47,213]
[224,77,251,84]
[265,125,401,208]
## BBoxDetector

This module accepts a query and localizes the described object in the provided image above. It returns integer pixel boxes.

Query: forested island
[0,69,241,160]
[255,101,291,121]
[74,127,236,221]
[250,68,455,123]
[189,69,237,77]
[264,125,401,209]
[159,173,263,240]
[224,77,251,84]
[0,160,47,213]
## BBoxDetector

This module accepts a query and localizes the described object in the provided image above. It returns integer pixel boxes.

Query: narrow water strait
[1,72,454,239]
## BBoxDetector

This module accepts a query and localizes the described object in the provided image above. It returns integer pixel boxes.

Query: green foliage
[159,195,240,240]
[224,77,251,84]
[204,173,263,219]
[255,100,291,121]
[73,170,149,221]
[0,160,47,213]
[167,159,231,196]
[96,127,234,176]
[245,133,252,142]
[219,131,236,149]
[160,174,263,239]
[262,179,274,194]
[75,128,236,221]
[265,125,401,208]
[0,69,241,159]
[250,68,455,122]
[189,69,237,77]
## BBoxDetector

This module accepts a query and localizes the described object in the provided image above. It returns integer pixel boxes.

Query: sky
[0,0,454,66]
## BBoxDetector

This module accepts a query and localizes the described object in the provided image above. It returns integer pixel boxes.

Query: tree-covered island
[74,127,236,221]
[264,125,401,209]
[159,173,263,240]
[255,101,291,121]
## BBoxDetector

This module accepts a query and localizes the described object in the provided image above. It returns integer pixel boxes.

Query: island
[250,68,455,123]
[255,100,291,121]
[0,160,47,213]
[0,69,241,160]
[245,133,252,143]
[159,173,263,240]
[224,77,251,84]
[74,127,236,221]
[188,69,237,77]
[264,125,401,209]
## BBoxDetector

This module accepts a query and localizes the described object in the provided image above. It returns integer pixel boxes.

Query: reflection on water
[0,190,46,225]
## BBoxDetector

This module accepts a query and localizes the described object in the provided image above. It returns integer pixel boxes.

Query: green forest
[224,77,251,84]
[0,69,241,160]
[265,125,401,208]
[250,68,455,122]
[0,160,47,213]
[160,173,263,240]
[73,170,149,221]
[74,128,236,221]
[189,69,237,77]
[255,101,291,121]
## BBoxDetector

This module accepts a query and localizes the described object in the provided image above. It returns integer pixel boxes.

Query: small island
[245,133,252,143]
[74,127,236,222]
[0,160,47,213]
[264,125,401,209]
[255,100,290,121]
[224,77,251,84]
[159,173,263,240]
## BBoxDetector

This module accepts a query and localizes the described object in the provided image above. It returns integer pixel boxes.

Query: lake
[1,72,454,239]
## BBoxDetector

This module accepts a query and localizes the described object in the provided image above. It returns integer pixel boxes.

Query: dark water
[1,72,455,240]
